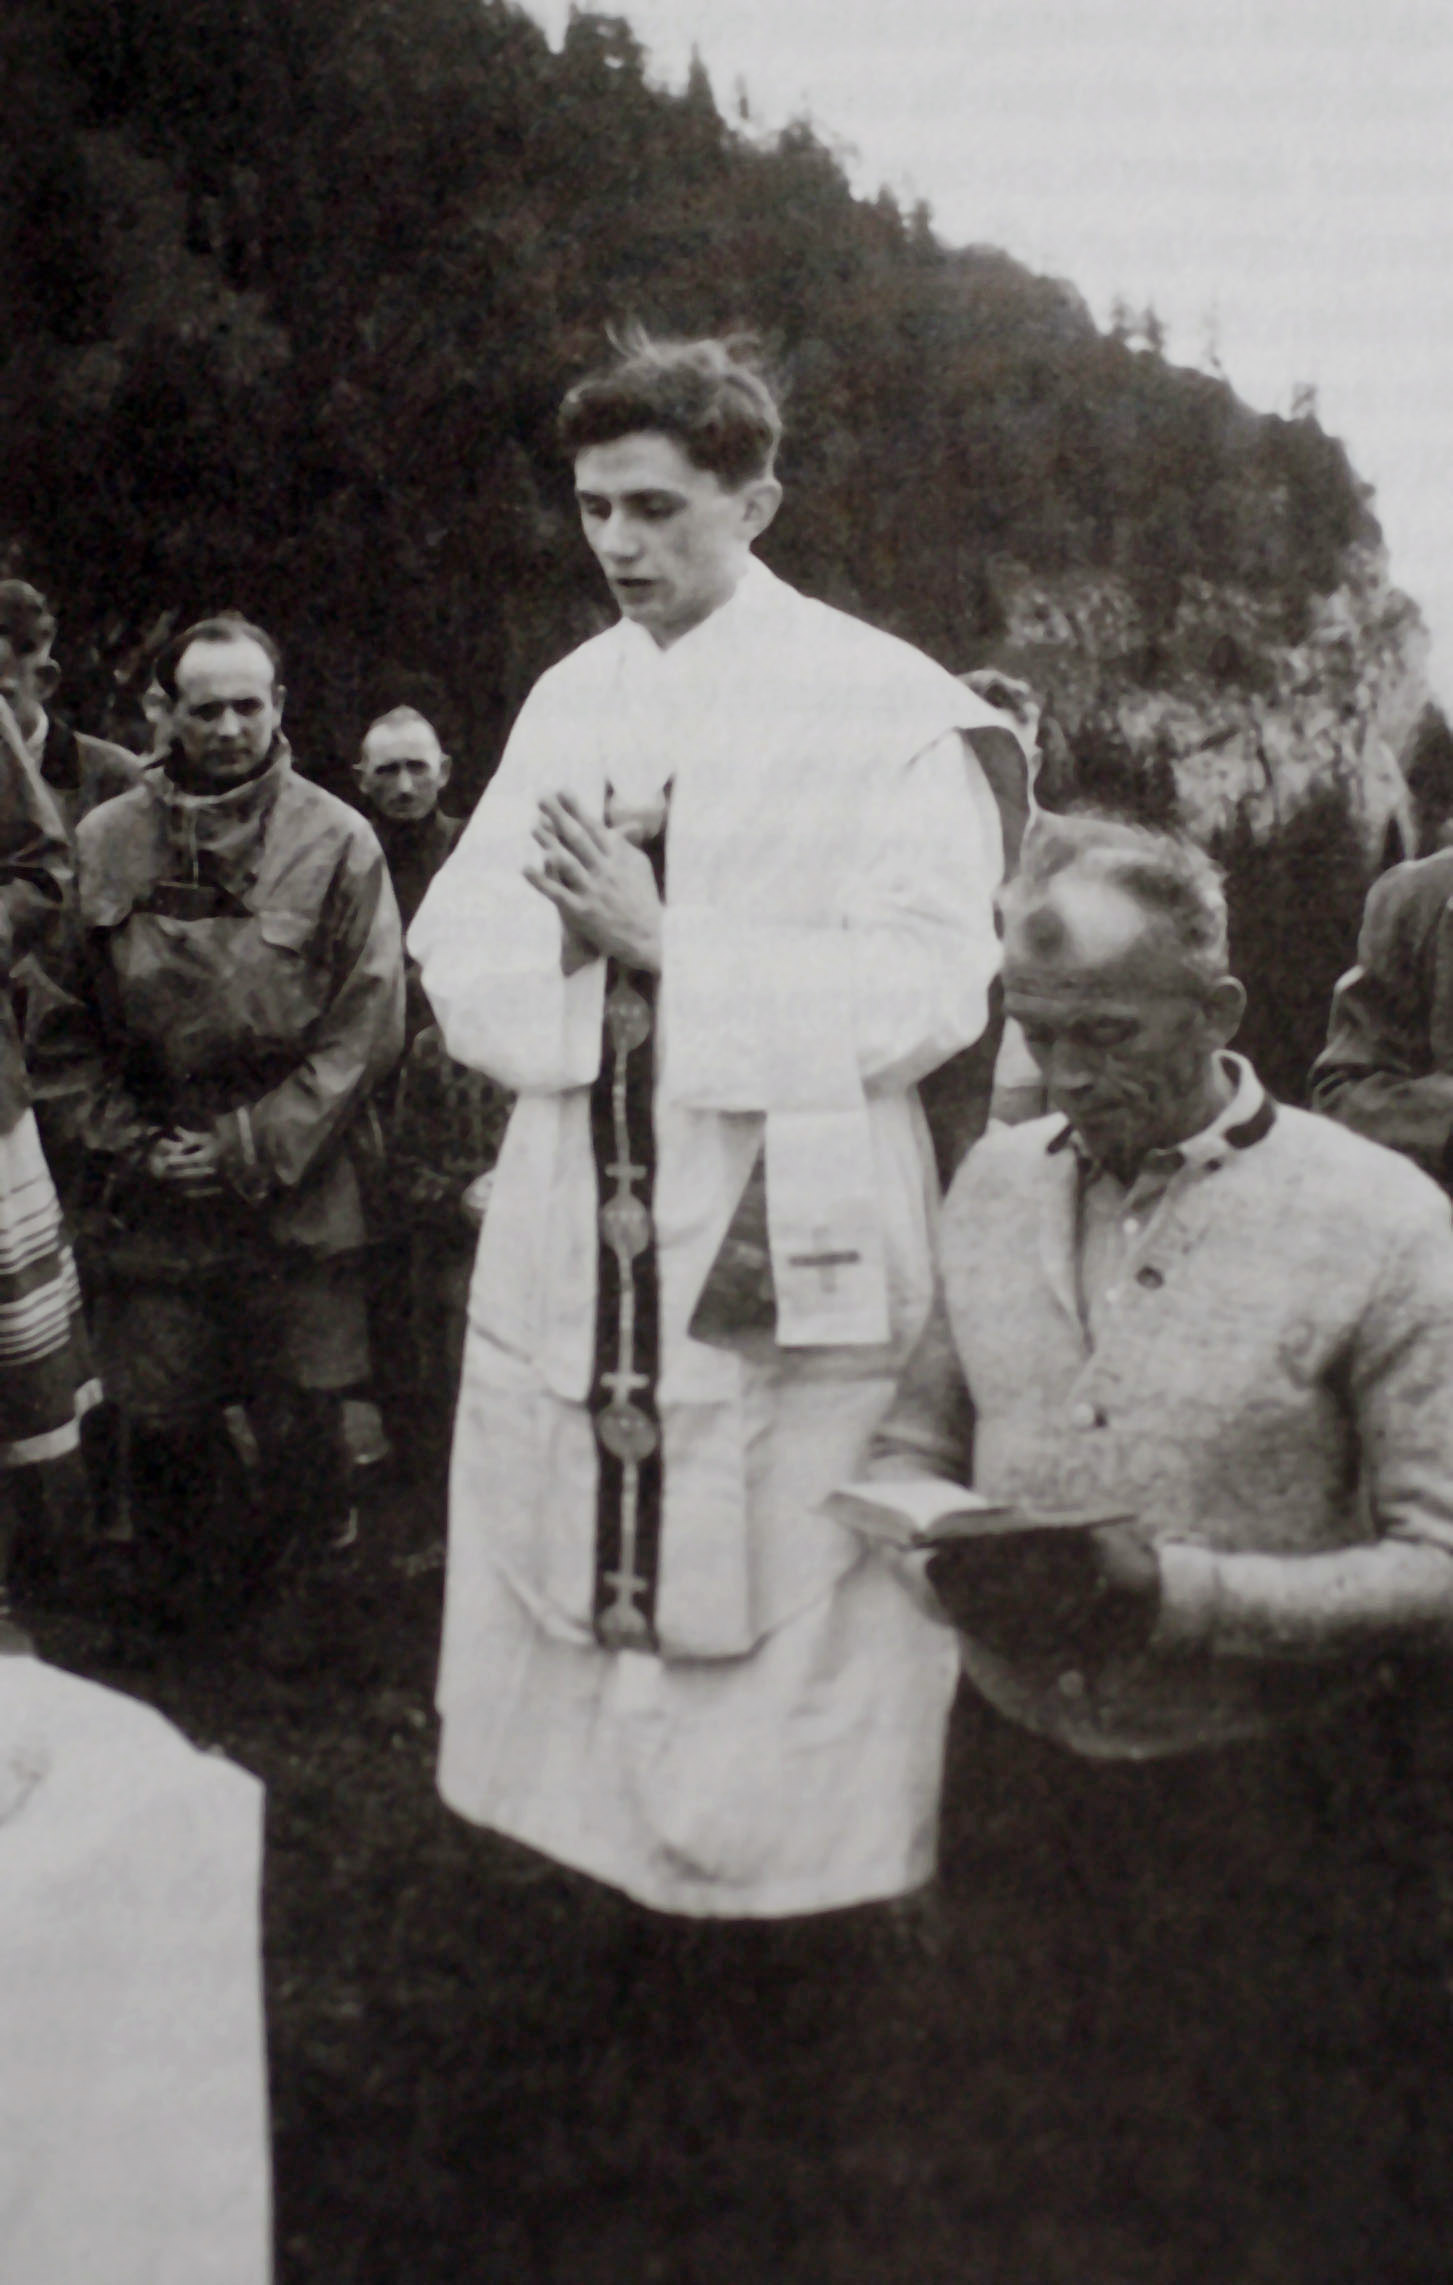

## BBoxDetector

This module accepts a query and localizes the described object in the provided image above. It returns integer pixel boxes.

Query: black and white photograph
[3,3,1453,2279]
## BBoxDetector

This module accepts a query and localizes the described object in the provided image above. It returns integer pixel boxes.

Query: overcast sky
[526,0,1453,699]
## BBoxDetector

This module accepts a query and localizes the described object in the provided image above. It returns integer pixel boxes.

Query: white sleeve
[407,681,606,1093]
[660,727,1003,1112]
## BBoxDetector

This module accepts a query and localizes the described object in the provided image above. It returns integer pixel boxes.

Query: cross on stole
[787,1225,863,1297]
[600,1565,652,1645]
[600,1366,650,1402]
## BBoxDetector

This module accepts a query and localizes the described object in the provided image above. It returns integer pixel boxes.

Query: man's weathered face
[356,716,450,822]
[574,431,777,648]
[0,634,59,741]
[166,635,283,787]
[1003,874,1234,1172]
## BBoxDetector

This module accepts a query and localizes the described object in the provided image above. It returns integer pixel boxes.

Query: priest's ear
[738,474,783,542]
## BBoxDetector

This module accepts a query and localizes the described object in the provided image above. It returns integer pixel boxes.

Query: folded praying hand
[525,792,663,975]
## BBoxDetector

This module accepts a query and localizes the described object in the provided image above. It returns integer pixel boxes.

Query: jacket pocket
[255,908,315,954]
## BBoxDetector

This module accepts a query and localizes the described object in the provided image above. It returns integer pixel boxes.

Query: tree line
[4,0,1373,806]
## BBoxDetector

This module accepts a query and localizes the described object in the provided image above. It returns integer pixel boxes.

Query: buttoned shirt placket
[1043,1059,1272,1712]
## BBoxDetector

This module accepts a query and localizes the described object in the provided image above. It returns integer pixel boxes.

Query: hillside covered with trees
[4,0,1374,795]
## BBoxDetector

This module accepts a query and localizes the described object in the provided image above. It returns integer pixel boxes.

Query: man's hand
[925,1519,1160,1666]
[524,792,663,974]
[146,1128,225,1196]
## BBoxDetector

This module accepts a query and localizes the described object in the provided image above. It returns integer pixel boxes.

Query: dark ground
[22,1468,1453,2285]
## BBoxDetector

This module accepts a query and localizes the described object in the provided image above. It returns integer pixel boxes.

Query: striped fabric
[0,1112,99,1468]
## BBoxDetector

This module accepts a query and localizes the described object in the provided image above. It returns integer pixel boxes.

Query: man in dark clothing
[0,582,147,1186]
[0,584,145,1559]
[353,703,471,1473]
[0,581,144,835]
[36,613,404,1625]
[1311,844,1453,1184]
[386,1023,509,1472]
[354,705,464,943]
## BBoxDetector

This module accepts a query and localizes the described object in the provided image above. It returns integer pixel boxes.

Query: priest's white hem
[437,1557,960,1920]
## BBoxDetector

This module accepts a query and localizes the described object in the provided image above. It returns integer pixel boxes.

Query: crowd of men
[7,330,1453,2277]
[0,577,504,1638]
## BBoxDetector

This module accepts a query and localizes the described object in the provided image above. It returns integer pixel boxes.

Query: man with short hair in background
[1311,838,1453,1189]
[0,581,148,1197]
[36,612,403,1629]
[872,811,1453,2280]
[0,580,143,835]
[354,704,464,942]
[354,701,501,1473]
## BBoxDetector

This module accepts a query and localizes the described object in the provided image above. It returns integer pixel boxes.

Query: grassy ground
[24,1471,1453,2285]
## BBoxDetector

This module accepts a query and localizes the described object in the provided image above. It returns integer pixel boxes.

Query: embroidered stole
[589,819,667,1651]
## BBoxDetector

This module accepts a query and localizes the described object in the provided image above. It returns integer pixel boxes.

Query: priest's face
[574,431,780,648]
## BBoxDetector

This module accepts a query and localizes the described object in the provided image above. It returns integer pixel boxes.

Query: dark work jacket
[17,724,149,1110]
[0,730,73,1138]
[36,742,405,1258]
[374,808,465,934]
[374,807,465,1047]
[1312,849,1453,1190]
[40,717,148,838]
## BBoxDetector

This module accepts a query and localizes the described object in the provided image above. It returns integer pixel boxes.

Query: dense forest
[3,0,1375,806]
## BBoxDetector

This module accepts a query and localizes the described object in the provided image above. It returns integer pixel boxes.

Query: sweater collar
[1046,1051,1275,1167]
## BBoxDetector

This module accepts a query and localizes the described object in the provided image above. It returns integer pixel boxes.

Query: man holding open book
[864,812,1453,2280]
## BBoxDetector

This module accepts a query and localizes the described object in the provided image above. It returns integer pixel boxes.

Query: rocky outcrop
[974,543,1430,855]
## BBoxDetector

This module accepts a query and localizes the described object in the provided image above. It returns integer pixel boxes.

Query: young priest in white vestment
[409,334,1004,1917]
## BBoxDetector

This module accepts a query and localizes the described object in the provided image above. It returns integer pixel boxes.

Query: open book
[823,1478,1134,1553]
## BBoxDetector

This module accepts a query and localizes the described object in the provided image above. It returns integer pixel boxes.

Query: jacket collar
[148,737,293,898]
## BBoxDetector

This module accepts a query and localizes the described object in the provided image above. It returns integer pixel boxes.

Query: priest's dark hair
[559,330,782,486]
[154,613,284,699]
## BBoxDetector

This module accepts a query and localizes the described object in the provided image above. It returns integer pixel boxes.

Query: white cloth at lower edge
[437,1556,959,1920]
[0,1659,270,2285]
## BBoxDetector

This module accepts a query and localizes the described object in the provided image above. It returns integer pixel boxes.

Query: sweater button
[1069,1400,1102,1430]
[1136,1264,1164,1289]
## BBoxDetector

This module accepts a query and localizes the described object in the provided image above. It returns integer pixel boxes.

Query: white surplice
[409,557,1003,1915]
